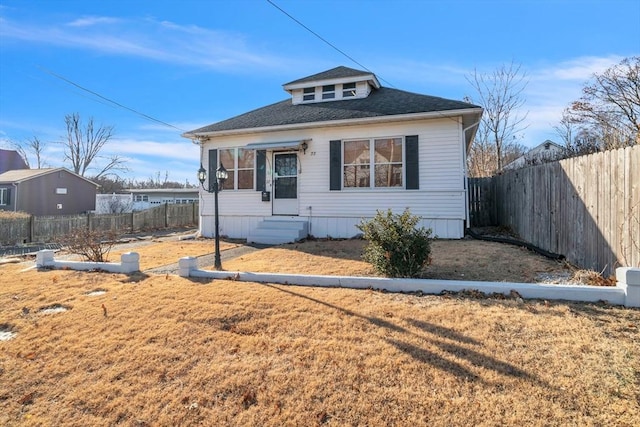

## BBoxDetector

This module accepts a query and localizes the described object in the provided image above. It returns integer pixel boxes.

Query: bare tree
[11,136,48,168]
[567,56,639,148]
[62,113,126,178]
[553,110,577,149]
[466,62,529,172]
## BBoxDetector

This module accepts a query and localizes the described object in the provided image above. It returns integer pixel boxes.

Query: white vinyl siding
[199,117,467,239]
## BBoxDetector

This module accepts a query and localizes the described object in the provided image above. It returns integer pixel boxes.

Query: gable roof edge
[183,107,483,139]
[0,167,100,186]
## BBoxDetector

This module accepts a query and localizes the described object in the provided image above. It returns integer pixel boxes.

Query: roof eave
[182,107,483,139]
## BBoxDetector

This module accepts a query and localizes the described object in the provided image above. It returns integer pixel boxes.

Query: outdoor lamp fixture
[197,163,228,270]
[301,141,308,154]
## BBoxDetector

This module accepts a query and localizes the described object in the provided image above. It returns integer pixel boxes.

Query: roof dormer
[283,66,381,105]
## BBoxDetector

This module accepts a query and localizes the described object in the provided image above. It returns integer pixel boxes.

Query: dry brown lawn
[109,240,240,271]
[1,236,638,426]
[224,238,578,283]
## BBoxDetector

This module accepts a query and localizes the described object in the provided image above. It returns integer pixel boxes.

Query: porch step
[247,220,309,245]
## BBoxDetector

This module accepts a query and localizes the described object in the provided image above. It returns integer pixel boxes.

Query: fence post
[29,215,34,243]
[617,267,640,308]
[165,202,169,228]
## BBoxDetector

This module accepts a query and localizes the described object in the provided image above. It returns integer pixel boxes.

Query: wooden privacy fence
[468,177,497,227]
[468,146,639,277]
[0,203,199,245]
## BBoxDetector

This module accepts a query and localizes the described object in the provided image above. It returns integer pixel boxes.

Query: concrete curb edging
[36,250,140,273]
[178,257,640,308]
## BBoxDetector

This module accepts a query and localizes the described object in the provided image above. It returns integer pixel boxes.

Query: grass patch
[0,210,30,219]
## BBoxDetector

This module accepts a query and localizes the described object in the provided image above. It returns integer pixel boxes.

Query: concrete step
[247,220,308,245]
[257,220,308,231]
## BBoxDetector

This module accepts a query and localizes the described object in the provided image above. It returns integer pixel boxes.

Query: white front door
[272,152,298,215]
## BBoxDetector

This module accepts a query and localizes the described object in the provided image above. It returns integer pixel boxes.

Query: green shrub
[356,209,433,278]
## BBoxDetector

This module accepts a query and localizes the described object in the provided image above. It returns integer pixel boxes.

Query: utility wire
[266,0,395,88]
[38,66,185,132]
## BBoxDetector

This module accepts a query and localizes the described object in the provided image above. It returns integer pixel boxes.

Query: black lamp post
[197,163,228,270]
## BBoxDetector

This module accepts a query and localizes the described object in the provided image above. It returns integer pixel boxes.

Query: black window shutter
[5,188,11,204]
[405,135,419,190]
[208,149,218,191]
[256,150,266,192]
[329,140,342,190]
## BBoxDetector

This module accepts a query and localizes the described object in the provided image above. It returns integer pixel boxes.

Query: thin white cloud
[66,16,122,27]
[0,15,288,72]
[532,55,623,82]
[108,138,199,162]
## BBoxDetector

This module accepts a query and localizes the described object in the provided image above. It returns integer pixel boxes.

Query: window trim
[322,84,336,100]
[219,147,256,191]
[342,82,356,98]
[0,188,8,206]
[302,87,316,102]
[341,136,405,190]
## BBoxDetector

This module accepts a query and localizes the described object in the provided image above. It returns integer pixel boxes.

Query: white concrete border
[178,257,640,308]
[36,250,140,274]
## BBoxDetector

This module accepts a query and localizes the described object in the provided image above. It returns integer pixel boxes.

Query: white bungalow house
[182,66,482,244]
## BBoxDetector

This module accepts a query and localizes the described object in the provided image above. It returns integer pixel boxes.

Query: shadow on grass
[119,272,150,283]
[277,238,366,262]
[266,284,553,389]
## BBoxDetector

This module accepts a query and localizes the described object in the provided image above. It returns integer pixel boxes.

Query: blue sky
[1,0,638,185]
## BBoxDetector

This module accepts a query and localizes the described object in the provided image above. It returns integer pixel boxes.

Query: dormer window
[322,85,336,100]
[303,87,315,102]
[343,82,356,98]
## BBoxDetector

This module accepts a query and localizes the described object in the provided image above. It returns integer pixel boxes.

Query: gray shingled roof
[0,168,99,186]
[0,149,29,173]
[283,66,372,86]
[186,87,480,135]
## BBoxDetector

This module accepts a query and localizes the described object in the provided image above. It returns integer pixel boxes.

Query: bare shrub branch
[59,228,120,263]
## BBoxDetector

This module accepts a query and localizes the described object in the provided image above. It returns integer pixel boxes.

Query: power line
[266,0,395,88]
[38,66,185,132]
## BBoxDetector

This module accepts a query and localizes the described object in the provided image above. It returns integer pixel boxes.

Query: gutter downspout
[462,120,481,229]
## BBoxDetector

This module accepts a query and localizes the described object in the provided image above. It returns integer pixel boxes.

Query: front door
[273,153,298,215]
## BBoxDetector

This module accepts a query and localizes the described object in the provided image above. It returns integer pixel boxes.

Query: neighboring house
[0,149,29,174]
[502,140,565,171]
[0,168,99,216]
[127,188,199,211]
[182,66,482,244]
[94,189,198,214]
[95,193,134,214]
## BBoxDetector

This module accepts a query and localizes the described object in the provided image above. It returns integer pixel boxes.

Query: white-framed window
[0,188,9,205]
[342,82,356,98]
[302,87,315,102]
[134,195,149,202]
[219,147,255,190]
[322,84,335,100]
[343,137,404,189]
